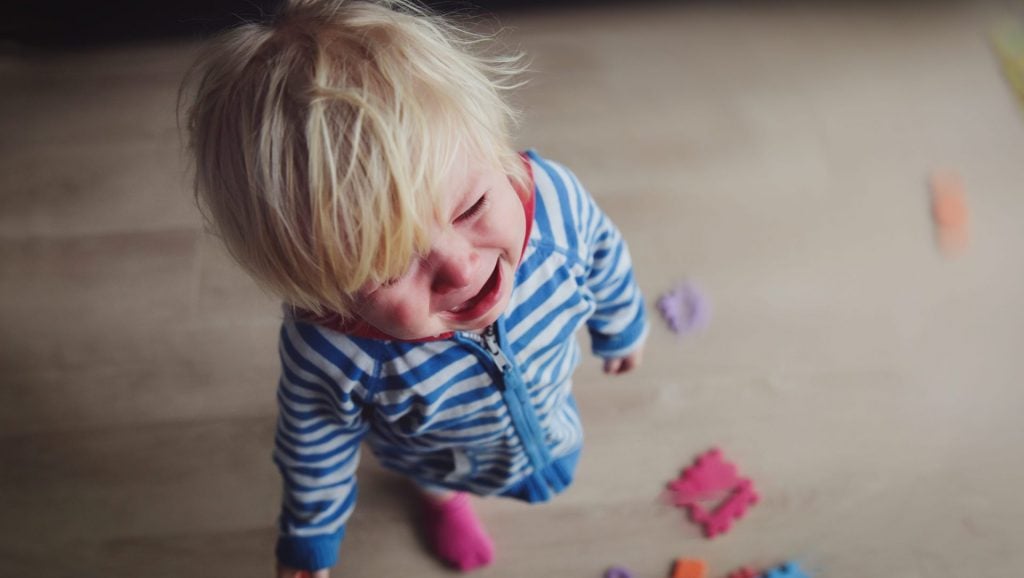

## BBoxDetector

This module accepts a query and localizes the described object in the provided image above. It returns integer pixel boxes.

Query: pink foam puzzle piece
[666,447,741,506]
[726,567,758,578]
[686,479,759,538]
[667,447,759,538]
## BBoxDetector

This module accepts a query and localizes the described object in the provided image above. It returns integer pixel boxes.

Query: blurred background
[2,1,1023,577]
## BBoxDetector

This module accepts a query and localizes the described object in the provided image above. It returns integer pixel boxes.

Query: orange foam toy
[930,170,969,255]
[671,558,707,578]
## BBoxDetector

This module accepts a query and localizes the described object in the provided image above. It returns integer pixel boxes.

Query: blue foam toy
[761,562,810,578]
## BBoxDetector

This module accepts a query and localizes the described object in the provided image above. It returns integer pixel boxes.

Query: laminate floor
[3,2,1023,577]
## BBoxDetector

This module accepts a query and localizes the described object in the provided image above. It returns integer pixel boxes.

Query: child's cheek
[388,298,427,334]
[476,213,504,248]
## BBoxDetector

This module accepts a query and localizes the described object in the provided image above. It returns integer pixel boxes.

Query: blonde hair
[181,0,527,318]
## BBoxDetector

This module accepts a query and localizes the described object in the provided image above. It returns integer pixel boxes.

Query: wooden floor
[3,2,1024,577]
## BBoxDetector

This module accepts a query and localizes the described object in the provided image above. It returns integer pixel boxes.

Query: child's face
[355,153,527,339]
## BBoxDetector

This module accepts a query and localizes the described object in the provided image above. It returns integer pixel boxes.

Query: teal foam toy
[761,562,810,578]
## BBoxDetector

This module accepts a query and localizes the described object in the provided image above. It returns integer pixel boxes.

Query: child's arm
[575,183,648,373]
[272,318,376,574]
[584,213,648,374]
[529,153,649,370]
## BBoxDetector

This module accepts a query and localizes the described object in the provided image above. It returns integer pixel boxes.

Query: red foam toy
[667,447,759,538]
[727,567,758,578]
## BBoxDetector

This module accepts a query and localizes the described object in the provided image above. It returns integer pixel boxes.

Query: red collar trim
[303,154,535,342]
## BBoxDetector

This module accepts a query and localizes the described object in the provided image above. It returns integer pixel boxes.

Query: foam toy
[992,20,1024,109]
[667,448,759,538]
[671,558,707,578]
[657,280,711,336]
[929,170,969,256]
[761,562,810,578]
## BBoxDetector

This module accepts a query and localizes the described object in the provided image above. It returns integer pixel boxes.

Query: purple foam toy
[605,566,635,578]
[657,280,711,335]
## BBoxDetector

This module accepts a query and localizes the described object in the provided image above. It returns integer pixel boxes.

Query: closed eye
[374,257,421,291]
[364,273,402,296]
[456,193,488,222]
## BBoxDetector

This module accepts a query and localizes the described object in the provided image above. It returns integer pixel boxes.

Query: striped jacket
[274,151,648,570]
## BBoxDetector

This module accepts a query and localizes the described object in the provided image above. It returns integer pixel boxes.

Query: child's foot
[421,492,495,572]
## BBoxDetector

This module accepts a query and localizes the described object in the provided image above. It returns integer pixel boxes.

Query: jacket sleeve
[273,317,375,570]
[527,151,648,359]
[578,184,649,358]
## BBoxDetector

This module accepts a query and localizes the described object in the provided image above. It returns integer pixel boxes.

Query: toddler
[183,1,648,575]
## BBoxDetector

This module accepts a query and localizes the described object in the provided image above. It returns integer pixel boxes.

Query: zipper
[469,322,552,480]
[480,324,512,377]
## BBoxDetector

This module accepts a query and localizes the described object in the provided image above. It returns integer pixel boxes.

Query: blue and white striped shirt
[274,151,648,570]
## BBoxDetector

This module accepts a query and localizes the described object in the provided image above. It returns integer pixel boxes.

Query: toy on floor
[761,562,810,578]
[671,558,707,578]
[689,480,758,538]
[667,447,740,505]
[657,280,711,336]
[929,170,969,256]
[605,566,635,578]
[603,560,808,578]
[667,448,759,538]
[992,20,1024,109]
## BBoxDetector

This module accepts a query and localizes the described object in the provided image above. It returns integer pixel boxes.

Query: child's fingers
[603,358,624,374]
[604,349,643,375]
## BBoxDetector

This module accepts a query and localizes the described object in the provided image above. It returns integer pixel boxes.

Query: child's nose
[430,235,478,294]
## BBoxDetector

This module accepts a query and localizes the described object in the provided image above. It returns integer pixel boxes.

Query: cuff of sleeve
[276,529,344,571]
[590,306,649,359]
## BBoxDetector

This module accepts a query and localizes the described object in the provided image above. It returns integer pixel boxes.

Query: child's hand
[277,564,329,578]
[602,346,644,375]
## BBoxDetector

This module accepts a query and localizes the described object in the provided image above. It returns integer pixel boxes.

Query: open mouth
[446,262,502,320]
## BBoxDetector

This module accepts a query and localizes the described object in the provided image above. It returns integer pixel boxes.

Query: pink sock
[422,492,495,572]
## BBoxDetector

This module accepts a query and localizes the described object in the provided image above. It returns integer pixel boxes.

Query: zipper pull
[482,324,512,372]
